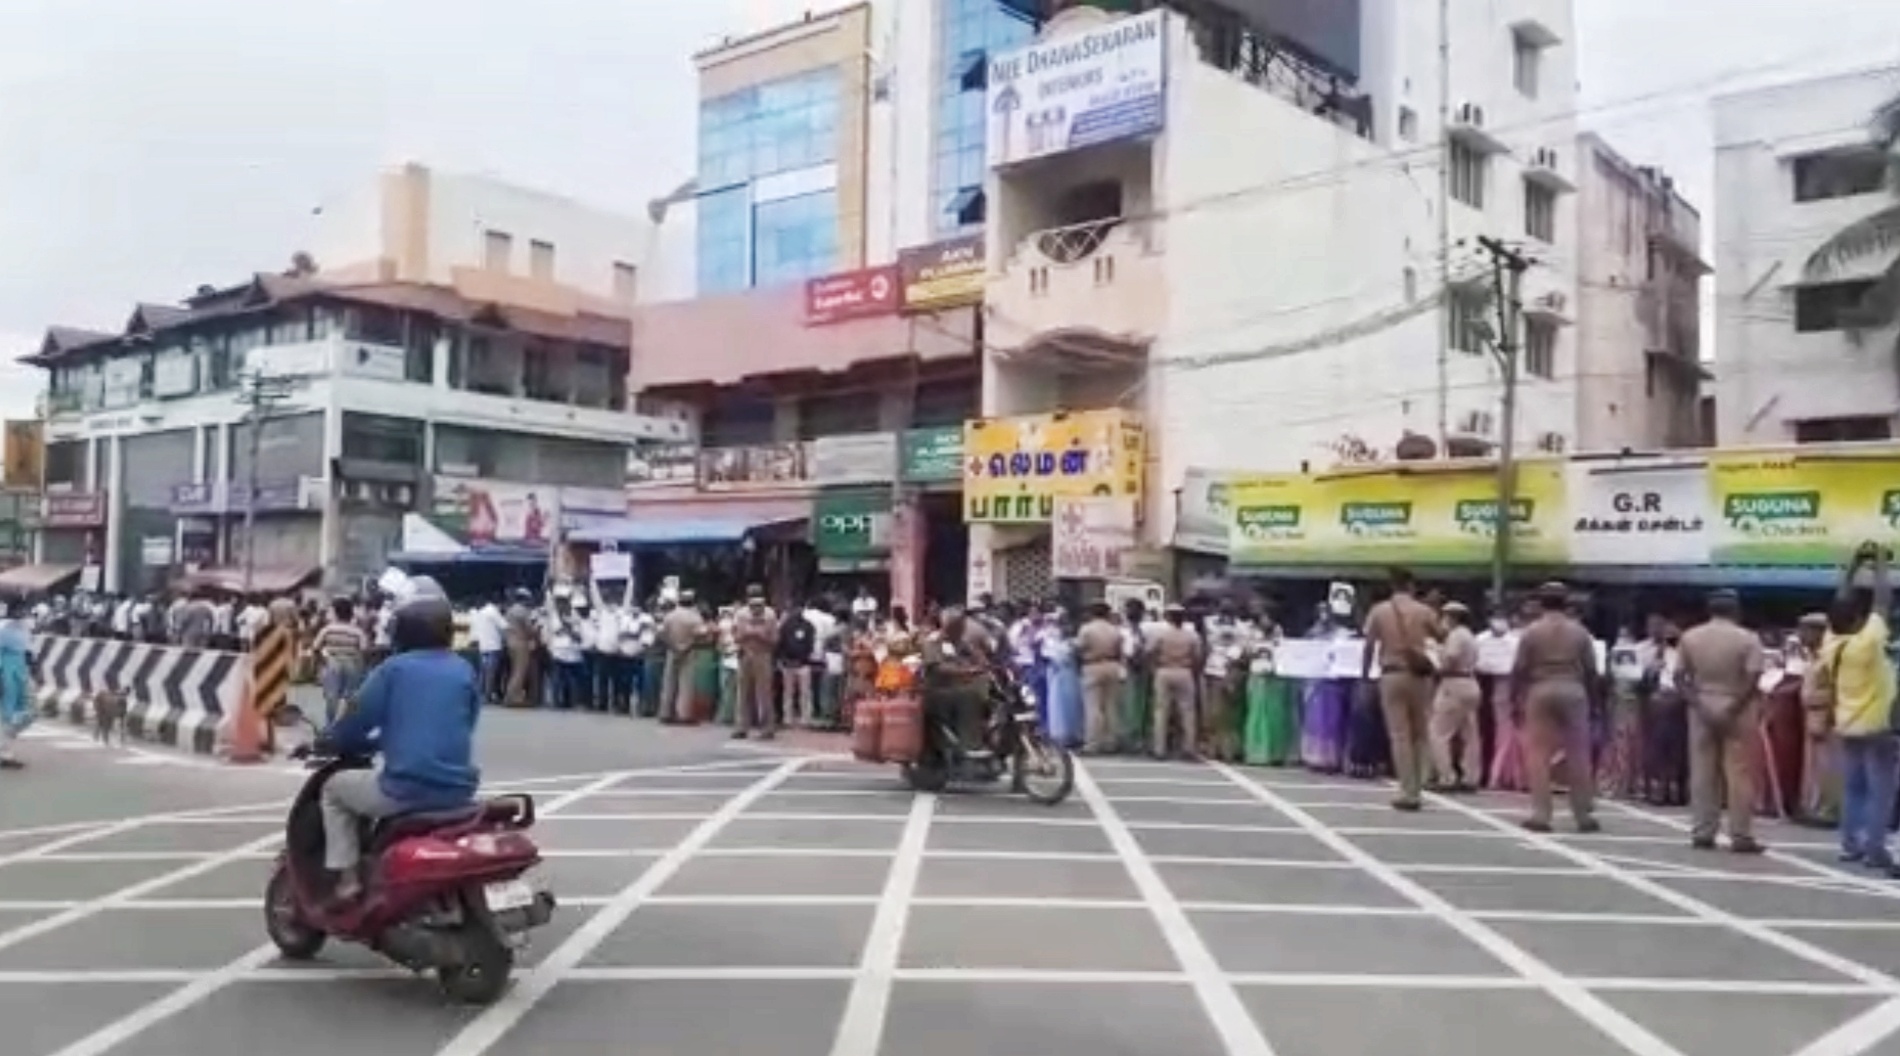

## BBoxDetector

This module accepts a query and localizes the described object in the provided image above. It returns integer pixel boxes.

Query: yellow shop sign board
[963,409,1145,523]
[1228,461,1568,566]
[1709,450,1900,566]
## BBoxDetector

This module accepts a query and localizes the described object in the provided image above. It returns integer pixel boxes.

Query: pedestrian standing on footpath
[1513,581,1602,833]
[1076,601,1125,755]
[470,596,504,706]
[776,600,818,730]
[1359,566,1439,811]
[1148,604,1201,760]
[732,585,778,740]
[501,589,539,709]
[314,598,369,724]
[1429,600,1483,792]
[1824,542,1896,872]
[1676,588,1767,853]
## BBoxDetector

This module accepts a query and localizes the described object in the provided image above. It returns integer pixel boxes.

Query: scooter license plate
[484,880,535,912]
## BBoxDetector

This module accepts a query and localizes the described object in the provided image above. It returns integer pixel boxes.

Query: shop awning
[1571,565,1843,590]
[568,515,801,546]
[179,566,320,595]
[389,546,549,567]
[0,563,81,595]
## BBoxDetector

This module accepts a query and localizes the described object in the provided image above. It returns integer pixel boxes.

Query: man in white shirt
[471,598,505,705]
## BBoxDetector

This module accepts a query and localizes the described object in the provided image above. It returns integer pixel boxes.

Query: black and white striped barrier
[30,636,244,755]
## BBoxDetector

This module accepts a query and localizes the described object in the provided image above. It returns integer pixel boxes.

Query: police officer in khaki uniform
[1076,601,1125,754]
[658,592,705,724]
[1430,600,1483,791]
[1360,566,1440,810]
[1512,581,1602,832]
[1676,588,1766,852]
[1147,604,1201,759]
[731,585,779,740]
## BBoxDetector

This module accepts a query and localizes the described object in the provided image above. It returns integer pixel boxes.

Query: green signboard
[900,426,964,483]
[813,488,892,566]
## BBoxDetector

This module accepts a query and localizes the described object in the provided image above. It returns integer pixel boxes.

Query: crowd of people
[2,542,1895,877]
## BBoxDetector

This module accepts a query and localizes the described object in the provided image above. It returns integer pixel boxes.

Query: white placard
[1476,633,1519,676]
[1274,639,1332,680]
[1566,459,1710,565]
[590,551,633,581]
[1325,638,1369,680]
[985,11,1167,167]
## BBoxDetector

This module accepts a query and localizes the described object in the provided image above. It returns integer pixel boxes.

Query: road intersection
[3,711,1900,1056]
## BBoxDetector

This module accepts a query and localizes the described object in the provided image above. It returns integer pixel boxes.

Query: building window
[1512,33,1541,98]
[1524,179,1556,242]
[1449,293,1488,353]
[753,189,840,287]
[1397,106,1418,142]
[483,230,513,271]
[930,0,1033,237]
[696,185,752,295]
[1794,279,1877,333]
[1792,148,1888,203]
[698,67,841,188]
[1794,416,1892,444]
[1450,142,1487,208]
[529,240,555,280]
[612,262,638,299]
[1523,319,1556,379]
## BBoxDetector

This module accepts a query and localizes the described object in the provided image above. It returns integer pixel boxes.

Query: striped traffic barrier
[30,636,243,755]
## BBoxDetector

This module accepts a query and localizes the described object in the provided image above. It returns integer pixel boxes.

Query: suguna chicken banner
[1709,449,1900,565]
[1227,461,1568,567]
[963,409,1144,524]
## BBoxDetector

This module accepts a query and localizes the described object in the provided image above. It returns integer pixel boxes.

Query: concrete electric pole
[1475,235,1530,609]
[235,370,295,595]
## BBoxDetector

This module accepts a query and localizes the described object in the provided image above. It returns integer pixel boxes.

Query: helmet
[391,590,454,652]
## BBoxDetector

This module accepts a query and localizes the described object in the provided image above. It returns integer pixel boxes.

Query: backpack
[778,613,816,663]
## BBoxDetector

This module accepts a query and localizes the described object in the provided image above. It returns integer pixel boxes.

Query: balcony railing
[991,216,1165,349]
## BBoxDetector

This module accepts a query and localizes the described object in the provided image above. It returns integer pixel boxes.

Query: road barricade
[30,635,244,755]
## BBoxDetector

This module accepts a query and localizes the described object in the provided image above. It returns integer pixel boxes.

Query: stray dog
[91,688,128,746]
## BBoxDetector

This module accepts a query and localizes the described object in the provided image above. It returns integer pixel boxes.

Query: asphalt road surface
[5,705,1900,1056]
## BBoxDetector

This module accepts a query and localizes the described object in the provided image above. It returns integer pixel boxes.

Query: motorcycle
[901,662,1075,805]
[265,708,555,1005]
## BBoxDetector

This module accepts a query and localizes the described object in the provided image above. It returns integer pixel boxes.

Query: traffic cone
[225,666,265,764]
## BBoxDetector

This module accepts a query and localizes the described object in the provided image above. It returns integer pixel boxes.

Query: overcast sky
[3,0,1899,427]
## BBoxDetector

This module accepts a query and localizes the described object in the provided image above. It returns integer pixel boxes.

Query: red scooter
[266,711,555,1004]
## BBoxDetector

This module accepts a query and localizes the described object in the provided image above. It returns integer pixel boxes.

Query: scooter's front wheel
[437,920,514,1005]
[263,862,326,960]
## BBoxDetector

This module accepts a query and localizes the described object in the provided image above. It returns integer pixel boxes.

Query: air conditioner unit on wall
[1455,102,1485,127]
[1531,147,1559,170]
[1457,410,1495,436]
[1535,291,1567,313]
[1537,432,1568,453]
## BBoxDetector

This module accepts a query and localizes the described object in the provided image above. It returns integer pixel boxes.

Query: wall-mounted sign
[1052,496,1137,579]
[339,343,408,382]
[1566,458,1710,566]
[962,409,1146,524]
[42,492,106,528]
[814,488,893,569]
[151,353,198,399]
[898,235,984,312]
[985,10,1168,167]
[901,426,964,483]
[432,476,556,545]
[811,433,898,486]
[804,265,900,326]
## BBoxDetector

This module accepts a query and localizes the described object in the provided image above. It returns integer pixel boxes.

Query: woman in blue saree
[0,615,34,770]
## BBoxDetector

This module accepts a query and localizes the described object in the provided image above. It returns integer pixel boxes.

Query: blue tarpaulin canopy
[568,516,793,546]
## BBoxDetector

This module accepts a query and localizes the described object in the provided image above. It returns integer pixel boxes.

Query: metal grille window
[1450,142,1487,209]
[1794,280,1877,333]
[1449,293,1488,354]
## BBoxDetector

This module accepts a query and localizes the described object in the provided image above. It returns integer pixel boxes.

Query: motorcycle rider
[315,579,481,903]
[921,606,993,758]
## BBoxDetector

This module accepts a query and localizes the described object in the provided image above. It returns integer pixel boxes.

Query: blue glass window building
[932,0,1034,236]
[696,67,844,295]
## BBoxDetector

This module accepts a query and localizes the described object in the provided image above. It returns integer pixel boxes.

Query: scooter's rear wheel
[263,863,326,960]
[437,921,514,1005]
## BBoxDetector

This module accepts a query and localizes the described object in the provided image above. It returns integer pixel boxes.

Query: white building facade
[954,1,1580,586]
[1712,64,1900,446]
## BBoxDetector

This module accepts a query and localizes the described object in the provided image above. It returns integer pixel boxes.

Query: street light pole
[236,371,294,595]
[1476,235,1530,608]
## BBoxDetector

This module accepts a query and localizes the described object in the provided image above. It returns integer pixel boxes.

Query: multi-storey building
[1572,132,1707,451]
[1713,63,1900,445]
[23,275,679,594]
[963,0,1582,594]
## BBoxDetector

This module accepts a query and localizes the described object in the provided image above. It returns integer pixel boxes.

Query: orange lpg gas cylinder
[878,694,924,764]
[851,696,886,763]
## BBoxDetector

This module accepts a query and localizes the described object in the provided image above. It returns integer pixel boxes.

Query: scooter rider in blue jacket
[316,579,482,902]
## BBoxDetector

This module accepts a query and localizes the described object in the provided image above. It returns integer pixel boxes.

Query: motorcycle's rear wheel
[263,863,326,960]
[437,917,514,1005]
